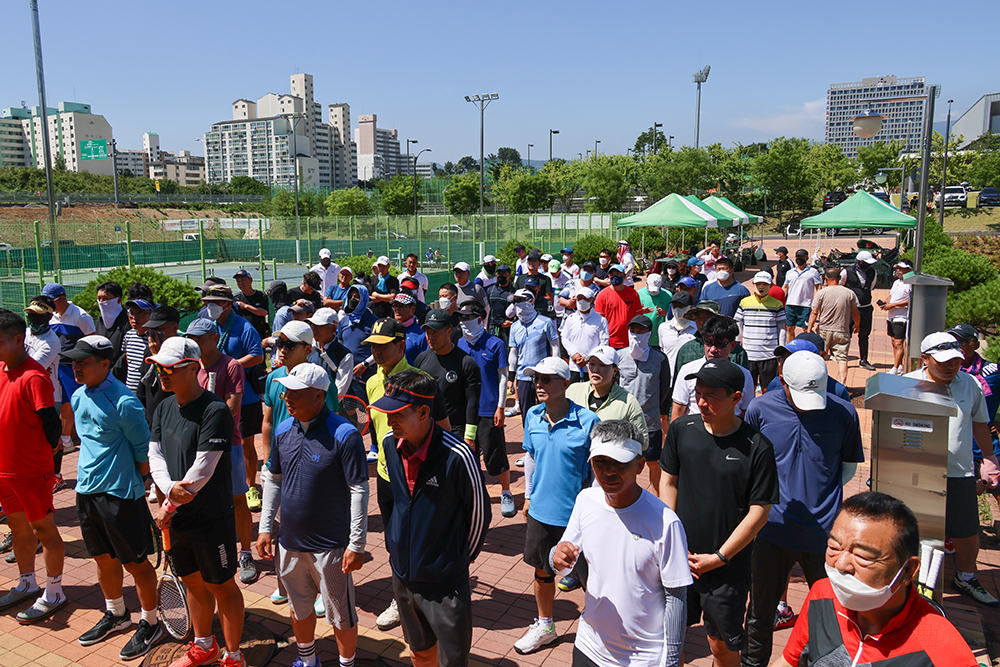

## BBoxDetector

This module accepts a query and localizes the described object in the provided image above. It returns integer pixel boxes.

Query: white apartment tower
[825,75,927,158]
[355,114,410,181]
[1,102,114,175]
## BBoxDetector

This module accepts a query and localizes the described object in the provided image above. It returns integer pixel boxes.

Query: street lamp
[669,135,674,149]
[692,65,710,149]
[527,143,533,171]
[578,153,583,161]
[465,93,499,219]
[406,139,418,181]
[549,129,559,162]
[279,112,306,218]
[413,148,431,218]
[652,122,662,154]
[595,140,600,156]
[939,100,954,227]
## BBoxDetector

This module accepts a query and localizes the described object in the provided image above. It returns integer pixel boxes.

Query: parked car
[977,187,1000,207]
[935,185,968,208]
[871,191,891,205]
[374,230,408,240]
[0,243,17,252]
[183,233,200,242]
[823,191,847,210]
[826,226,885,237]
[41,239,75,248]
[428,224,473,239]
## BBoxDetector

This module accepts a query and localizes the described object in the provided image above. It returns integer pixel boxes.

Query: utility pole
[693,65,711,149]
[30,0,60,277]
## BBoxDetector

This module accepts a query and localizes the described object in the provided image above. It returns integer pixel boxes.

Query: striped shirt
[123,329,148,392]
[734,295,786,361]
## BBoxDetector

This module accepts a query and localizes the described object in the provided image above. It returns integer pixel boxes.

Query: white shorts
[277,544,358,630]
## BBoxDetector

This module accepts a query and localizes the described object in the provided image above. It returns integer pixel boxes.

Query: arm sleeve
[600,318,609,346]
[348,482,369,553]
[336,353,354,397]
[663,587,687,667]
[497,373,507,410]
[523,450,536,500]
[37,406,61,448]
[177,451,224,494]
[258,467,281,535]
[659,354,673,412]
[463,360,481,439]
[148,440,174,496]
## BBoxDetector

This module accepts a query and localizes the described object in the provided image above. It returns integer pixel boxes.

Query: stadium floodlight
[692,65,711,148]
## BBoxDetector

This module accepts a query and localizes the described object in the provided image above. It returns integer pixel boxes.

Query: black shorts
[77,492,154,565]
[477,416,509,477]
[946,476,980,539]
[168,516,238,585]
[887,320,907,340]
[748,358,778,391]
[642,429,663,462]
[523,514,565,576]
[240,400,263,438]
[687,568,750,652]
[392,575,472,666]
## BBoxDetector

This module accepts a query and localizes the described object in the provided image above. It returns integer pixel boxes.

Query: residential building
[115,149,147,178]
[953,93,1000,149]
[148,151,206,187]
[354,114,412,181]
[1,101,114,175]
[329,103,358,189]
[825,75,927,157]
[0,117,28,168]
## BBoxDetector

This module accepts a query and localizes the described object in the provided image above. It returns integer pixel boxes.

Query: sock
[958,570,976,582]
[297,640,317,667]
[140,607,158,625]
[339,654,355,667]
[194,636,214,650]
[41,574,63,604]
[538,616,553,629]
[106,596,126,616]
[226,650,243,663]
[239,549,252,560]
[15,572,38,593]
[777,600,789,612]
[60,435,72,448]
[501,490,513,498]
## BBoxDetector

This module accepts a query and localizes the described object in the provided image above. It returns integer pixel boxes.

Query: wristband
[464,423,478,441]
[163,498,178,513]
[508,371,516,383]
[715,549,730,565]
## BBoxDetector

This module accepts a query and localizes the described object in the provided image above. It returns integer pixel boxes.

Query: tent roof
[801,191,916,229]
[685,196,742,227]
[702,195,762,225]
[618,193,722,228]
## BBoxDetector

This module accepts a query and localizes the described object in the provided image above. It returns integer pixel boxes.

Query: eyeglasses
[154,362,195,375]
[926,340,961,353]
[533,374,563,384]
[458,313,479,321]
[275,339,306,350]
[703,338,734,349]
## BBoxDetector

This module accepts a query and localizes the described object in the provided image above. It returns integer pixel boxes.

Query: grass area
[940,207,1000,232]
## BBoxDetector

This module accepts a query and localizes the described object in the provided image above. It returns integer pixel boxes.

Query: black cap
[63,335,115,361]
[671,291,693,307]
[362,318,406,344]
[527,248,543,261]
[629,315,653,331]
[948,323,978,340]
[497,264,511,273]
[422,309,454,330]
[514,244,526,252]
[796,332,825,351]
[775,246,788,254]
[582,260,597,271]
[665,259,679,266]
[685,358,745,393]
[146,305,180,329]
[795,249,809,258]
[267,280,286,294]
[457,303,486,319]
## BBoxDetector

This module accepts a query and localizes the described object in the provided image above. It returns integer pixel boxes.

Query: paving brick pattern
[1,236,997,666]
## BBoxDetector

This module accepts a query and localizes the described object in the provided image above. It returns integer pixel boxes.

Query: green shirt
[672,334,750,387]
[566,381,649,449]
[637,287,674,347]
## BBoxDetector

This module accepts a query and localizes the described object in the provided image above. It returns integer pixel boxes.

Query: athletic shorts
[392,575,472,666]
[57,365,81,407]
[278,545,358,630]
[748,358,778,392]
[0,473,55,523]
[523,514,565,576]
[687,568,750,652]
[887,320,907,340]
[642,429,663,462]
[476,416,509,477]
[946,476,980,540]
[785,305,811,328]
[231,446,250,495]
[168,517,238,585]
[818,329,851,363]
[239,400,263,438]
[77,492,153,565]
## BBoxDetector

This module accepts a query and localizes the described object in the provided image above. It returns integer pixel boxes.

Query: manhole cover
[143,614,277,667]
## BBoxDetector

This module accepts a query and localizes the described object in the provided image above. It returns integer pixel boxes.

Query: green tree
[640,146,716,203]
[542,159,581,212]
[228,176,270,196]
[53,153,66,171]
[809,142,857,192]
[271,188,295,216]
[497,147,522,165]
[493,164,553,214]
[753,137,816,218]
[325,187,371,216]
[581,157,629,212]
[443,172,485,215]
[856,141,902,190]
[969,132,1000,188]
[380,174,420,216]
[443,161,455,175]
[455,156,478,175]
[73,266,202,319]
[633,128,668,156]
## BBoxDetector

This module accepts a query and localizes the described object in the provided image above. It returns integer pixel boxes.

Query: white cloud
[729,98,827,138]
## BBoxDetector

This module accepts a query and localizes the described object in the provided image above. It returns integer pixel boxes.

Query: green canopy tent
[618,193,736,259]
[800,190,916,230]
[702,195,762,225]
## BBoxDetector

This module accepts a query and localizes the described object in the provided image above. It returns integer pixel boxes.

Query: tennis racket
[339,394,370,436]
[156,528,192,640]
[146,515,162,570]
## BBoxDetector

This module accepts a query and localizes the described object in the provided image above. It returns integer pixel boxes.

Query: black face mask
[795,257,807,266]
[497,274,510,286]
[346,297,360,313]
[27,312,51,335]
[484,264,496,276]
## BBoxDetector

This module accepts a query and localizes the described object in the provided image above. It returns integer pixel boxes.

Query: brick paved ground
[1,234,997,666]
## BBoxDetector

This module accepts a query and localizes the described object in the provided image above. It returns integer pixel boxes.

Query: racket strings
[157,578,189,637]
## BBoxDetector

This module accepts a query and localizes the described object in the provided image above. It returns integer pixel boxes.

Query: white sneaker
[376,598,400,630]
[515,457,525,467]
[147,485,157,503]
[514,618,557,654]
[504,406,520,418]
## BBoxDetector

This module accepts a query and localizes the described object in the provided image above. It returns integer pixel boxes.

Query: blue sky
[4,0,993,165]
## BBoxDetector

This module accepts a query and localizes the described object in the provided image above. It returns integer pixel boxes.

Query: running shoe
[366,450,378,463]
[943,537,955,554]
[79,608,132,646]
[218,652,245,667]
[120,619,165,661]
[245,487,262,512]
[504,406,520,418]
[953,576,1000,607]
[860,360,877,371]
[238,553,257,584]
[167,638,220,667]
[774,604,796,630]
[515,457,525,467]
[376,598,400,630]
[500,494,516,518]
[0,532,11,554]
[52,474,66,493]
[514,618,558,654]
[314,595,325,617]
[557,576,582,592]
[270,588,288,604]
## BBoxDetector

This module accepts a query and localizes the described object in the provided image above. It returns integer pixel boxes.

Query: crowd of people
[0,240,992,667]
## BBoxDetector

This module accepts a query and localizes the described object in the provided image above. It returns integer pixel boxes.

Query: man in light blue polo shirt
[507,289,559,423]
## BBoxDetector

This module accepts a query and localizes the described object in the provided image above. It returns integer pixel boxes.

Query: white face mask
[667,268,678,276]
[599,257,610,267]
[672,305,690,322]
[824,562,906,612]
[717,270,731,282]
[629,331,652,361]
[97,297,122,329]
[438,296,453,311]
[515,302,536,323]
[205,303,225,320]
[459,318,484,342]
[577,299,592,313]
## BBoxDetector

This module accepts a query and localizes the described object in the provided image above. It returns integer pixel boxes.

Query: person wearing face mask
[561,288,609,384]
[94,281,129,377]
[685,257,708,301]
[776,493,979,667]
[560,260,601,314]
[24,297,61,412]
[507,289,560,424]
[594,264,648,350]
[734,271,786,392]
[783,249,823,341]
[486,265,514,344]
[559,247,580,280]
[453,261,490,317]
[636,273,673,347]
[475,255,499,291]
[741,351,864,667]
[616,240,636,287]
[593,248,614,287]
[841,250,879,372]
[617,317,672,496]
[657,292,698,380]
[547,260,571,324]
[699,257,749,319]
[432,283,460,317]
[515,249,555,318]
[662,259,681,291]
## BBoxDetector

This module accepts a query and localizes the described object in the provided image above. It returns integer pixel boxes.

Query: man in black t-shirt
[232,270,270,339]
[147,337,246,667]
[415,310,481,447]
[286,272,324,312]
[514,249,554,319]
[659,359,778,667]
[487,265,514,342]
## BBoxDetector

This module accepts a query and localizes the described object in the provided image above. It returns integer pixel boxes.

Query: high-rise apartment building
[355,114,413,181]
[148,150,205,187]
[115,149,147,177]
[0,118,28,168]
[825,75,927,157]
[1,102,114,175]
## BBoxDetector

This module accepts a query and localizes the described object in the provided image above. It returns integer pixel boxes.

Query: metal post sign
[80,139,108,161]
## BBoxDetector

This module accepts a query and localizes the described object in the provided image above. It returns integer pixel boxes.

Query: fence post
[307,217,313,264]
[258,218,265,279]
[349,217,355,257]
[199,220,207,284]
[385,217,390,258]
[296,217,301,264]
[20,266,27,309]
[272,257,277,280]
[125,219,134,269]
[33,221,44,290]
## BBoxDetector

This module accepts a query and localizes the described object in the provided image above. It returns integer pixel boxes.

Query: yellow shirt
[367,357,414,481]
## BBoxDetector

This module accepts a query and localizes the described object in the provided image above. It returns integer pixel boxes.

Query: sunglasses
[154,362,195,375]
[926,340,961,353]
[458,313,480,321]
[533,374,563,384]
[275,339,306,350]
[703,338,734,349]
[148,329,167,342]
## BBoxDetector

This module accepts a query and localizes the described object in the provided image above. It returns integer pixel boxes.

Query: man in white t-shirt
[398,253,430,303]
[24,297,62,406]
[560,247,581,280]
[782,249,822,341]
[881,260,912,375]
[553,419,691,667]
[672,315,754,420]
[657,292,697,377]
[309,248,342,297]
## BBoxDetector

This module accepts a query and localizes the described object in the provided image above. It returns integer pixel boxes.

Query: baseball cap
[289,299,316,316]
[512,288,534,302]
[200,285,234,301]
[319,248,332,259]
[589,432,642,464]
[370,378,435,413]
[125,298,155,311]
[584,345,617,366]
[375,255,391,266]
[948,323,978,341]
[183,318,219,337]
[548,259,562,272]
[562,247,574,255]
[42,283,65,299]
[527,248,543,261]
[685,358,745,393]
[795,249,809,258]
[267,280,287,295]
[421,309,454,331]
[275,362,331,392]
[687,257,704,266]
[678,276,698,288]
[63,335,115,361]
[752,271,773,284]
[483,255,497,264]
[783,351,828,411]
[525,356,571,380]
[514,244,526,252]
[23,300,54,315]
[796,332,826,351]
[280,320,314,344]
[453,261,471,272]
[856,250,877,264]
[145,336,201,367]
[524,276,540,288]
[233,269,252,279]
[775,337,820,359]
[686,300,721,318]
[497,264,511,273]
[363,318,406,344]
[581,260,597,271]
[541,254,553,263]
[920,331,965,362]
[340,266,354,278]
[895,259,913,270]
[646,273,663,294]
[629,315,653,331]
[574,288,595,301]
[671,291,693,307]
[306,308,338,326]
[609,263,625,273]
[146,305,180,329]
[392,293,416,307]
[775,246,788,254]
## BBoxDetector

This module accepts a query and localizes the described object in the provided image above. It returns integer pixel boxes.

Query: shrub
[572,234,616,264]
[946,278,1000,332]
[626,227,666,259]
[72,266,202,318]
[496,239,537,269]
[923,247,998,293]
[337,255,398,283]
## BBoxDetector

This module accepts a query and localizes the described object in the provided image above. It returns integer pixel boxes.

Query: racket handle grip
[162,528,171,551]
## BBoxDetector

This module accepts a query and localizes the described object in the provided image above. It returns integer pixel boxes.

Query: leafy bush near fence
[571,234,616,264]
[923,247,999,292]
[626,228,667,259]
[337,255,399,283]
[71,266,202,318]
[496,239,537,269]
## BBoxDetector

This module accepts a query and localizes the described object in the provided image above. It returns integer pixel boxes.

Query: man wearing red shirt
[777,492,978,667]
[0,309,67,623]
[594,264,648,349]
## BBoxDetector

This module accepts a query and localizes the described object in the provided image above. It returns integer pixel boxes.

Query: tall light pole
[595,140,600,156]
[549,129,559,162]
[692,65,711,149]
[280,112,306,218]
[669,135,675,150]
[413,148,431,219]
[406,138,418,182]
[29,0,60,277]
[465,94,499,220]
[938,100,954,228]
[527,143,533,171]
[652,122,662,154]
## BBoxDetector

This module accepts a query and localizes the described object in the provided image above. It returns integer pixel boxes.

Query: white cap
[589,433,642,463]
[280,320,314,344]
[375,256,390,266]
[306,307,338,326]
[646,273,663,295]
[453,261,471,272]
[782,351,828,411]
[753,271,773,285]
[584,345,617,366]
[319,248,332,259]
[513,288,535,302]
[574,288,594,301]
[340,266,354,278]
[920,331,965,362]
[275,362,331,392]
[525,356,570,380]
[541,253,553,262]
[483,255,496,264]
[145,337,201,367]
[856,250,877,264]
